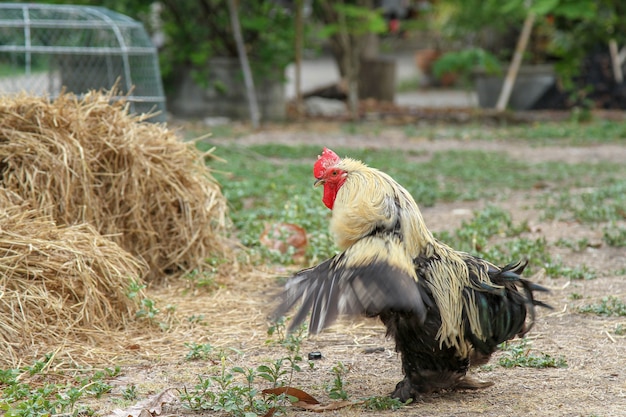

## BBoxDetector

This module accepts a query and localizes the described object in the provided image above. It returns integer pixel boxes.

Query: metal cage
[0,3,166,121]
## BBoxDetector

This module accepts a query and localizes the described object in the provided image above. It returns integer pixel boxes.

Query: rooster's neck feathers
[329,157,435,254]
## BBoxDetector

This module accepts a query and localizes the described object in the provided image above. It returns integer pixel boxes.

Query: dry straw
[0,189,147,367]
[0,91,235,367]
[0,91,231,282]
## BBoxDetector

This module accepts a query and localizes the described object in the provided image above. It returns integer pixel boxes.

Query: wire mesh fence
[0,3,166,121]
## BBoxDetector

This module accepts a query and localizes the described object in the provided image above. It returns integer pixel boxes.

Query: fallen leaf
[262,386,319,404]
[262,387,360,413]
[295,400,360,412]
[106,388,178,417]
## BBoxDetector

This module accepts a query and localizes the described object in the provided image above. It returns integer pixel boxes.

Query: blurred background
[1,0,625,123]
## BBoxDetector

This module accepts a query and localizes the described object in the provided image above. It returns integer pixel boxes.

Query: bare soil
[103,124,626,417]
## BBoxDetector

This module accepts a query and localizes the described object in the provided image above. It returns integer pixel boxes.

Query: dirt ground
[103,125,626,417]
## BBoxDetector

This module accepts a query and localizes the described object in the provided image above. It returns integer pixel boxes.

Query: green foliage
[363,395,410,410]
[555,237,591,252]
[122,384,138,401]
[603,225,626,248]
[439,0,625,96]
[326,362,350,400]
[158,0,295,86]
[200,143,337,264]
[433,48,502,86]
[179,357,280,416]
[501,120,626,144]
[127,278,171,329]
[21,0,154,20]
[433,205,596,280]
[185,343,216,361]
[538,180,626,224]
[265,318,309,384]
[184,264,221,291]
[0,358,119,416]
[179,319,308,416]
[317,3,387,38]
[579,296,626,317]
[498,339,568,368]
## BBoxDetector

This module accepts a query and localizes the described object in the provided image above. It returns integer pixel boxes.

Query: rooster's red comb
[314,147,340,179]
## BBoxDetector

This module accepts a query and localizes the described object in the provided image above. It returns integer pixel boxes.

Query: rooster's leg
[382,311,476,401]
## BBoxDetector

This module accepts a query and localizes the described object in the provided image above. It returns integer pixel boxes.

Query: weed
[557,264,597,280]
[434,207,577,278]
[266,318,308,385]
[363,395,409,410]
[614,324,625,335]
[498,339,567,369]
[0,358,118,416]
[179,357,281,416]
[122,384,138,401]
[126,278,145,300]
[23,352,54,376]
[127,278,171,329]
[0,368,19,385]
[555,237,591,252]
[184,268,219,290]
[539,181,626,224]
[569,293,583,300]
[185,342,215,361]
[187,314,206,325]
[136,298,160,320]
[603,225,626,248]
[179,319,307,415]
[201,139,626,274]
[327,362,350,400]
[579,296,626,317]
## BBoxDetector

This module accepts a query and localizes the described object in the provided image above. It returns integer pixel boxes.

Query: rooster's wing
[273,235,429,334]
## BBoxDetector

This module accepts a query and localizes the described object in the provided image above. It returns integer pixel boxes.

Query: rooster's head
[313,147,346,210]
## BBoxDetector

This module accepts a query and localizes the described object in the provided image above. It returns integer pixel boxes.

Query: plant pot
[414,49,458,87]
[473,64,556,110]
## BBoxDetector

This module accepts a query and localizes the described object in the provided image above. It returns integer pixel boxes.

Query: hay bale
[0,91,231,281]
[0,189,147,367]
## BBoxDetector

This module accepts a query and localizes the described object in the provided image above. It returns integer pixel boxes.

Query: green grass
[602,225,626,247]
[405,120,626,145]
[198,124,626,274]
[0,356,121,416]
[498,338,567,369]
[579,296,626,317]
[337,120,626,144]
[538,180,626,223]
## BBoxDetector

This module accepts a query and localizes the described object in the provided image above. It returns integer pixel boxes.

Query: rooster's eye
[331,170,338,176]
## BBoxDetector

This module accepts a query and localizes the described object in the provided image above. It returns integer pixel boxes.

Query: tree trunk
[318,0,379,119]
[359,57,396,102]
[227,0,260,128]
[294,0,305,117]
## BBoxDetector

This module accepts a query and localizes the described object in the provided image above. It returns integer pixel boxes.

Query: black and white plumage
[272,148,550,401]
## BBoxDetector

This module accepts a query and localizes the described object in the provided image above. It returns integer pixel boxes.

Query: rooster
[272,147,550,402]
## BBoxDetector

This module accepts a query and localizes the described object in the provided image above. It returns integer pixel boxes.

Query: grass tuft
[578,296,626,317]
[498,339,567,369]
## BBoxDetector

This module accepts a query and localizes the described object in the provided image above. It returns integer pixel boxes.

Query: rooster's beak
[314,178,324,187]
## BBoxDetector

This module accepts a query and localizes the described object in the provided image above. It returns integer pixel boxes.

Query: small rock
[308,351,323,360]
[304,97,347,117]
